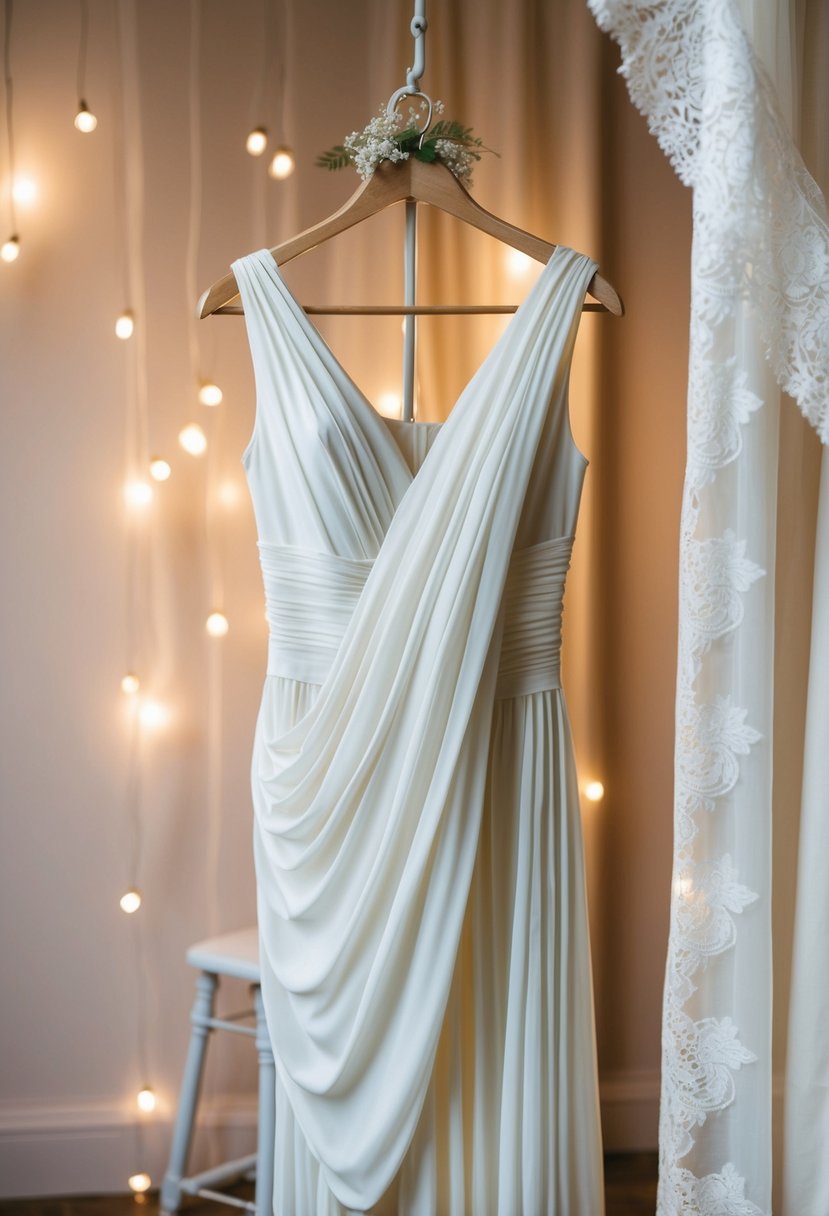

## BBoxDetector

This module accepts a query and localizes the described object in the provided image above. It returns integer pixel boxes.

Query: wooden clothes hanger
[198,157,624,319]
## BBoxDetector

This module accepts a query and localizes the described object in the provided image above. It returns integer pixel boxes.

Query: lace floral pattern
[587,0,829,1212]
[590,0,829,440]
[682,535,764,653]
[674,855,757,958]
[671,1163,765,1216]
[687,364,762,482]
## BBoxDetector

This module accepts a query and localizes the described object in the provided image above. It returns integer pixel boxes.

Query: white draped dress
[233,244,604,1216]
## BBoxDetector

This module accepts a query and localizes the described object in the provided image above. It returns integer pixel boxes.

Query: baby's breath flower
[316,100,494,184]
[434,138,476,183]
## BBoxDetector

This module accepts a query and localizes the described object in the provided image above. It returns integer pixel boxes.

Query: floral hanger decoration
[317,100,496,185]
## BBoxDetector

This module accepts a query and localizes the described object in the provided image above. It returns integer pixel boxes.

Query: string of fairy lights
[1,0,18,261]
[246,0,296,180]
[0,0,294,1196]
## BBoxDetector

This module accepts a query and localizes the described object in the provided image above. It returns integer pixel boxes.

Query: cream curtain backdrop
[587,1,828,1213]
[0,0,691,1196]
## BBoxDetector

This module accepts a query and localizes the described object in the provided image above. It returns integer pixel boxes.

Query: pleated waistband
[259,537,573,700]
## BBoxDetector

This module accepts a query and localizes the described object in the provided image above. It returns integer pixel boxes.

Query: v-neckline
[252,243,569,435]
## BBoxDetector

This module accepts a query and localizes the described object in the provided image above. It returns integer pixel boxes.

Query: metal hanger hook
[407,12,428,88]
[386,87,433,136]
[385,0,430,134]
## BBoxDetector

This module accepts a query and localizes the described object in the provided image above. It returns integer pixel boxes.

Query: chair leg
[253,984,275,1216]
[160,971,218,1214]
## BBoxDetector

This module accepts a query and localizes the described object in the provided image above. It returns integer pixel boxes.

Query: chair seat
[186,926,260,983]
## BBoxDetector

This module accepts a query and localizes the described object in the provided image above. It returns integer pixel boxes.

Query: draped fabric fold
[234,245,600,1210]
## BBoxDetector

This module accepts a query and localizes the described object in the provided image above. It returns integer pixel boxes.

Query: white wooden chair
[159,928,275,1215]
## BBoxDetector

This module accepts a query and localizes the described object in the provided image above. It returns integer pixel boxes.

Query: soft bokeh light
[121,673,140,696]
[123,479,153,509]
[136,1087,157,1112]
[149,457,171,482]
[1,236,20,263]
[115,311,134,340]
[198,382,223,407]
[268,147,296,180]
[217,479,243,508]
[12,178,37,206]
[673,874,694,899]
[138,698,170,730]
[128,1172,152,1194]
[377,392,401,419]
[505,247,536,277]
[206,611,229,637]
[178,423,207,456]
[74,102,97,133]
[246,127,268,156]
[119,889,142,914]
[584,780,605,802]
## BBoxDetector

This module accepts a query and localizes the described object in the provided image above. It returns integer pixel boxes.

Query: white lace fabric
[591,0,828,440]
[587,1,829,1213]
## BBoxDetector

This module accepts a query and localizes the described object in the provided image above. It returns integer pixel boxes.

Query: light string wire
[184,0,224,939]
[268,0,298,238]
[250,0,268,246]
[116,0,157,1179]
[251,0,268,133]
[184,0,201,407]
[3,0,17,236]
[76,0,88,103]
[273,0,286,146]
[185,0,225,1159]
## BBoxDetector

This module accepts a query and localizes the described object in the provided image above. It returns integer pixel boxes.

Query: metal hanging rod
[384,0,429,423]
[385,0,429,115]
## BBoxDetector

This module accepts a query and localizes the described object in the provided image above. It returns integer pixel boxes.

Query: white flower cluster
[433,138,476,183]
[343,107,409,182]
[341,99,480,183]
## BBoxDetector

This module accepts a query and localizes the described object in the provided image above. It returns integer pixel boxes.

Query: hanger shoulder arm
[198,168,411,318]
[406,162,622,314]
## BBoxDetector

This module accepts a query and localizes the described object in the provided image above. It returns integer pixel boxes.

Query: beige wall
[0,0,691,1194]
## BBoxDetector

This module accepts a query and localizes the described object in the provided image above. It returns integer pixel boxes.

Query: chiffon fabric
[233,244,604,1216]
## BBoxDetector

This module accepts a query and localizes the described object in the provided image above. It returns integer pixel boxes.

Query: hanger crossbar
[210,302,609,316]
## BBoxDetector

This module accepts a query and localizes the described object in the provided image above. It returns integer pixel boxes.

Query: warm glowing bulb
[674,875,694,899]
[138,698,169,730]
[124,479,153,508]
[1,236,20,263]
[121,673,140,695]
[178,423,207,456]
[115,311,134,339]
[268,146,296,179]
[149,457,171,482]
[12,178,37,206]
[136,1087,157,1112]
[74,101,97,132]
[377,392,401,418]
[128,1173,152,1194]
[584,781,605,803]
[246,126,268,156]
[120,889,142,914]
[198,382,223,407]
[206,611,229,637]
